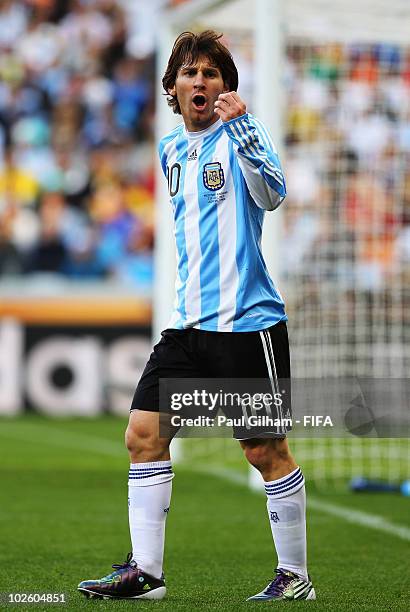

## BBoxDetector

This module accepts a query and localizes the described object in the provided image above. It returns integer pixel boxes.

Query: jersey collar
[184,118,223,139]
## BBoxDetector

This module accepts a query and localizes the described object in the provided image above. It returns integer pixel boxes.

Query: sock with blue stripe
[128,461,174,579]
[264,466,308,581]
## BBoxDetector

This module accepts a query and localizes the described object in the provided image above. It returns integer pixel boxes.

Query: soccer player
[78,30,315,602]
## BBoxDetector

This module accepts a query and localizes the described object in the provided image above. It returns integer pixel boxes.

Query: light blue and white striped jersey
[159,112,287,332]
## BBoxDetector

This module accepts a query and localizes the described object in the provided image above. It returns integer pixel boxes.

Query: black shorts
[131,321,291,438]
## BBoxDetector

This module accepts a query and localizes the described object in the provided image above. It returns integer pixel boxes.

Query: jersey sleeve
[223,113,286,211]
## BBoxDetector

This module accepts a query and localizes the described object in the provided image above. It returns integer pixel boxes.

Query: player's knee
[243,443,271,471]
[124,424,138,454]
[242,438,290,472]
[125,421,162,460]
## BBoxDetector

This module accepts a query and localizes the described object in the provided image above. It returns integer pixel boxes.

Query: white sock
[128,461,174,579]
[264,466,308,581]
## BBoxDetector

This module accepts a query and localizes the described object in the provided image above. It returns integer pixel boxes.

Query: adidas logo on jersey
[187,149,198,161]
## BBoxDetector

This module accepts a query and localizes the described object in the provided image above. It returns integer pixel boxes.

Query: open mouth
[192,94,207,110]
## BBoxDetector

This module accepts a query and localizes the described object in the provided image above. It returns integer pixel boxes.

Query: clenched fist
[214,91,247,122]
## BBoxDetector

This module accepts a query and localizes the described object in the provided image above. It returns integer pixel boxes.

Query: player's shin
[128,461,174,579]
[264,467,308,581]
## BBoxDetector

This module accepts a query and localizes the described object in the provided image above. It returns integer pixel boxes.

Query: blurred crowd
[0,0,170,289]
[0,1,409,303]
[282,42,410,295]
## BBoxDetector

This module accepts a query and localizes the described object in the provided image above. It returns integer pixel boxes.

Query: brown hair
[162,30,239,115]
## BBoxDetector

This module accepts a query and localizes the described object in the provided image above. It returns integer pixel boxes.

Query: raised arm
[214,92,286,210]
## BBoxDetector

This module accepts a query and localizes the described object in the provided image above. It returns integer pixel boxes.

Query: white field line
[193,465,410,543]
[307,497,410,542]
[2,425,410,542]
[0,422,181,460]
[0,423,125,458]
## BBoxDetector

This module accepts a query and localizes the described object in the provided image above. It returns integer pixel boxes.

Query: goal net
[158,0,410,489]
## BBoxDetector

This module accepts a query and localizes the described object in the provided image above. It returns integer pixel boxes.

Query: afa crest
[203,162,225,191]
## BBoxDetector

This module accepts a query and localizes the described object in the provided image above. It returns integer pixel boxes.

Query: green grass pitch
[0,415,409,611]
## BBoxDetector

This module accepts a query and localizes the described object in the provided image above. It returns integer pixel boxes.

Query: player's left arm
[214,91,286,211]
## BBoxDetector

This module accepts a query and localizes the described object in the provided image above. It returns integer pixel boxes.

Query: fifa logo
[203,162,225,191]
[270,511,280,523]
